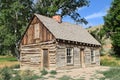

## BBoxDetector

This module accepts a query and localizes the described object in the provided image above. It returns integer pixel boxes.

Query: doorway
[43,49,49,68]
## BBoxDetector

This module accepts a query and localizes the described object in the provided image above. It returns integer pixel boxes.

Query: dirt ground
[43,66,110,80]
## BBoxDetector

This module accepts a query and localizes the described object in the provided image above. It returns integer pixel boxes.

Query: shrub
[100,55,120,67]
[10,64,20,69]
[50,70,57,75]
[11,74,21,80]
[40,69,48,75]
[0,67,12,80]
[59,75,72,80]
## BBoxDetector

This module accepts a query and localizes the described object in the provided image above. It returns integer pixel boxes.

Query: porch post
[80,48,85,68]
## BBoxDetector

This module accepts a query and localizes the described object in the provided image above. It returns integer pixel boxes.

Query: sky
[62,0,113,28]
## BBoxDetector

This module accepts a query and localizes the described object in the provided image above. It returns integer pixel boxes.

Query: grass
[0,56,19,68]
[100,67,120,80]
[100,55,120,67]
[59,75,73,80]
[100,55,120,80]
[0,56,17,62]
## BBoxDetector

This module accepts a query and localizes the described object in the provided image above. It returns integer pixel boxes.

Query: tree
[35,0,89,24]
[0,0,89,57]
[104,0,120,56]
[0,0,34,57]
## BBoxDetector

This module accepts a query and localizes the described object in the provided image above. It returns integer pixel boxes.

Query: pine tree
[104,0,120,55]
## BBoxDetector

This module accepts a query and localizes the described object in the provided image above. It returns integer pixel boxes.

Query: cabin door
[43,49,49,68]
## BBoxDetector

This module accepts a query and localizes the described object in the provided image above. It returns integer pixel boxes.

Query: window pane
[91,50,95,62]
[66,48,73,64]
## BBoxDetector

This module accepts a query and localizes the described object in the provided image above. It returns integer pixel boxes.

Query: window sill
[67,64,74,66]
[91,62,96,64]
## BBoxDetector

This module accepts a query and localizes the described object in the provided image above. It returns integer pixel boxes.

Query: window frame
[66,48,73,65]
[91,49,95,63]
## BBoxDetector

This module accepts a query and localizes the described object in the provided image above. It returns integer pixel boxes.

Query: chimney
[52,15,62,23]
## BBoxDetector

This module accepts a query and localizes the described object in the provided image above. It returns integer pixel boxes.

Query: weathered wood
[84,48,91,65]
[21,16,55,45]
[20,15,100,70]
[73,47,80,66]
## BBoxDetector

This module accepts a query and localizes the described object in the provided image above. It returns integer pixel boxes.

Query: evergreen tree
[104,0,120,55]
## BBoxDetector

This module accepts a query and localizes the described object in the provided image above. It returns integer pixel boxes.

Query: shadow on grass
[99,67,120,80]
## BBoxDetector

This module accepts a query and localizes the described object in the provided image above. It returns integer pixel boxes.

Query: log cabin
[19,14,101,70]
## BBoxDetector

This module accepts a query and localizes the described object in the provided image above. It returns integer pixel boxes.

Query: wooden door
[43,49,49,68]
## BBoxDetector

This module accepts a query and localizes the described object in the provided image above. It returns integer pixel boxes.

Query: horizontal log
[21,51,40,54]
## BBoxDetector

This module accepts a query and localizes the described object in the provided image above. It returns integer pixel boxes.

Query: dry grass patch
[0,61,19,68]
[0,56,19,68]
[101,55,120,67]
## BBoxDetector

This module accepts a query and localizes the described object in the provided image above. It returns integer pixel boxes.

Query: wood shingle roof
[35,14,101,46]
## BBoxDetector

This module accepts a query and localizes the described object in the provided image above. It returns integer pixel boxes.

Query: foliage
[88,25,106,55]
[50,70,57,75]
[0,0,34,57]
[103,0,120,56]
[100,67,120,80]
[10,64,20,69]
[0,0,90,57]
[89,27,105,44]
[100,55,120,67]
[59,75,73,80]
[35,0,89,24]
[40,69,48,75]
[0,67,12,80]
[0,67,39,80]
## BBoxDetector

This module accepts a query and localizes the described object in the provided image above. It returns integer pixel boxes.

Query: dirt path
[43,66,110,80]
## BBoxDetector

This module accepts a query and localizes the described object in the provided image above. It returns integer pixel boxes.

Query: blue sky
[62,0,113,28]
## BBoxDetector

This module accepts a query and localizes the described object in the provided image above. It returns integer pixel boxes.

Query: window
[66,48,73,64]
[34,23,40,39]
[91,50,95,63]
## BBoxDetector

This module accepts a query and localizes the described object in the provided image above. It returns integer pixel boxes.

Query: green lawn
[100,67,120,80]
[100,55,120,80]
[0,56,19,68]
[0,56,17,62]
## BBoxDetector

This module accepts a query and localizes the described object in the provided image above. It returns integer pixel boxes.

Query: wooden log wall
[56,43,81,69]
[20,40,57,70]
[84,48,91,65]
[84,47,100,66]
[21,16,54,45]
[20,45,41,70]
[95,49,100,65]
[73,47,80,66]
[56,43,100,69]
[40,41,57,70]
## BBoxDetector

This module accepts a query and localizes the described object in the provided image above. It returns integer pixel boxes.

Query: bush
[100,55,120,67]
[10,64,20,69]
[100,58,119,66]
[40,69,48,75]
[50,70,57,75]
[59,75,72,80]
[0,67,12,80]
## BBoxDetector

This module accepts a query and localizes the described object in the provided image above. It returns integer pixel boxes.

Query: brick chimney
[52,15,62,23]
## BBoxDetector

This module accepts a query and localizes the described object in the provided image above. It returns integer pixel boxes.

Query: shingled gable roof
[34,14,101,46]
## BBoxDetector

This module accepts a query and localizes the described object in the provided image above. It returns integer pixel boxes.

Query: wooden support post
[80,48,85,68]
